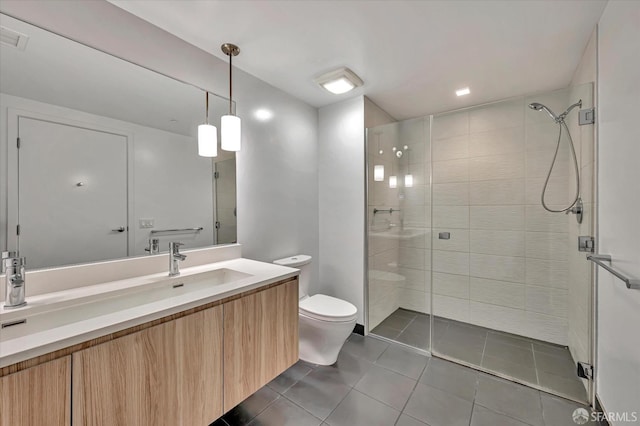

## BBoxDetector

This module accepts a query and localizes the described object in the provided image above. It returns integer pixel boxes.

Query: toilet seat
[299,294,358,322]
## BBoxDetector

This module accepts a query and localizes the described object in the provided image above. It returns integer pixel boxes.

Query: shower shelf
[588,254,640,290]
[373,208,400,215]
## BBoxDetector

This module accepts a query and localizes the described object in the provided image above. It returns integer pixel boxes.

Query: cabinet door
[0,357,71,426]
[224,279,299,411]
[72,306,223,426]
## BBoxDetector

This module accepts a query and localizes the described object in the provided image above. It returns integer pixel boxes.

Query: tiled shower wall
[431,86,593,345]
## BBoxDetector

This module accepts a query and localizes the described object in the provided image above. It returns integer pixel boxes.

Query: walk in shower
[366,84,595,403]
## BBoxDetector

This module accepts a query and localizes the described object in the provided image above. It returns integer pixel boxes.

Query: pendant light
[389,146,398,188]
[221,43,241,151]
[373,131,384,181]
[198,91,218,157]
[404,145,413,187]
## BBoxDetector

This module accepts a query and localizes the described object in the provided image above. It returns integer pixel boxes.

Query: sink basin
[0,267,252,342]
[369,227,428,240]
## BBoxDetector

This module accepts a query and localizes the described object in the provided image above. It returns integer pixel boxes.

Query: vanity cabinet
[72,306,223,426]
[0,356,71,426]
[223,279,299,411]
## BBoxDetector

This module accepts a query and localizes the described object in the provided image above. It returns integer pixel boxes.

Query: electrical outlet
[139,218,154,229]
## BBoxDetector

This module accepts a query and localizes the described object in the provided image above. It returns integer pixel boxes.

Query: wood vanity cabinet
[0,356,71,426]
[223,278,299,411]
[72,306,224,426]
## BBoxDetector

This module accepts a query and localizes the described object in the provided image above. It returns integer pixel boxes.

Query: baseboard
[353,323,364,335]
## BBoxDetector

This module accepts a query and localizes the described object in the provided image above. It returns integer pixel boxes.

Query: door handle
[111,227,126,233]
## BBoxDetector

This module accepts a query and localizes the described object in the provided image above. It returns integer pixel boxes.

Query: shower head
[528,102,559,121]
[558,99,583,121]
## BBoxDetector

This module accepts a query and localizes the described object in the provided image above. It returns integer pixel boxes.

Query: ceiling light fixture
[404,145,413,188]
[221,43,241,151]
[456,87,470,97]
[198,91,218,157]
[374,165,384,182]
[315,67,363,95]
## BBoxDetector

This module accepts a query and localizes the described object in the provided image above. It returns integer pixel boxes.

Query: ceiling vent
[0,26,29,51]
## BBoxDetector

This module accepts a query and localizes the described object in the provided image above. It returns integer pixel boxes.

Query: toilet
[273,255,357,365]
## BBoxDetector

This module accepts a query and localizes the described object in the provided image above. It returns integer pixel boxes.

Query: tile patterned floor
[371,309,588,402]
[211,333,602,426]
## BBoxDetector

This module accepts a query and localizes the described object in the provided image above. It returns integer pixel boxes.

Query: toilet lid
[299,294,358,321]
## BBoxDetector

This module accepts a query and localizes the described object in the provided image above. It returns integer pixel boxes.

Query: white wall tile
[469,230,525,256]
[398,247,426,270]
[525,286,568,318]
[433,272,470,298]
[402,185,427,206]
[433,250,469,275]
[469,179,525,205]
[433,228,469,252]
[432,111,469,140]
[434,295,469,323]
[526,122,564,152]
[469,153,525,181]
[470,277,525,309]
[397,267,430,292]
[432,182,469,205]
[470,253,525,283]
[433,205,469,229]
[432,158,469,183]
[525,205,569,232]
[399,289,431,314]
[469,126,524,158]
[469,99,524,133]
[525,231,569,260]
[470,206,525,230]
[469,301,526,336]
[524,311,568,345]
[525,149,571,178]
[525,258,569,289]
[525,176,571,205]
[433,135,469,161]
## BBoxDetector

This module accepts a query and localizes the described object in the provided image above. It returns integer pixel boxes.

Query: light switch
[139,218,154,229]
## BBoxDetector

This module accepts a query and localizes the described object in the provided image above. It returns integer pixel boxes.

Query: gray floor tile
[433,338,485,365]
[354,365,417,410]
[403,383,473,426]
[283,368,352,420]
[540,393,600,426]
[537,371,587,402]
[395,330,430,350]
[481,354,539,384]
[344,334,389,362]
[470,404,532,426]
[375,344,429,379]
[223,387,280,425]
[379,314,415,331]
[395,414,428,426]
[419,357,478,401]
[412,313,431,326]
[248,398,322,426]
[475,375,544,426]
[371,324,401,340]
[447,321,490,340]
[316,349,373,386]
[267,361,314,393]
[325,389,400,426]
[487,331,535,350]
[394,309,418,320]
[535,352,577,378]
[532,342,573,359]
[484,340,535,366]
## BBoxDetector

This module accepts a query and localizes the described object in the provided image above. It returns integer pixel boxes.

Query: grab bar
[373,208,401,215]
[587,254,640,290]
[150,227,204,235]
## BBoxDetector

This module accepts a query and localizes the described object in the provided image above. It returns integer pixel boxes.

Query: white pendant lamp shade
[374,165,384,181]
[405,174,414,187]
[221,114,241,151]
[198,124,218,157]
[389,175,397,188]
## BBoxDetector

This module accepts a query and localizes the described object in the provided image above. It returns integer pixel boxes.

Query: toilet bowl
[274,255,357,366]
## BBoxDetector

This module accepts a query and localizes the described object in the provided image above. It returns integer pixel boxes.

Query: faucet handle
[1,251,18,273]
[169,242,184,252]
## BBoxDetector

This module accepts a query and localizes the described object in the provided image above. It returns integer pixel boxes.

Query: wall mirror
[0,14,237,270]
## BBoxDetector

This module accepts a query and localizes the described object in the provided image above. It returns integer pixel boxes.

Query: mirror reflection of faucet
[2,251,27,309]
[145,238,160,255]
[168,242,187,277]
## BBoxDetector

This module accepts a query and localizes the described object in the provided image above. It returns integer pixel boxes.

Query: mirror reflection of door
[17,117,128,269]
[214,158,237,245]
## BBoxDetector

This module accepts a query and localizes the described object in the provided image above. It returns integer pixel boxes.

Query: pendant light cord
[229,53,233,115]
[205,91,209,124]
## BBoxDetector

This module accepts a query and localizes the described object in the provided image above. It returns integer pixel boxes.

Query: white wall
[0,0,319,286]
[596,0,640,419]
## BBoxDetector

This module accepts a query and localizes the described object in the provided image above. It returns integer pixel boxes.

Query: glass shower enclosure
[366,83,595,404]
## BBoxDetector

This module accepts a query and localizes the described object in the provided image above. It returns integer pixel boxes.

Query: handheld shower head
[528,102,558,121]
[557,99,582,121]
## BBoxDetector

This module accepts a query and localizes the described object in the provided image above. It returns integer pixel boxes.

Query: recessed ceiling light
[456,87,470,97]
[314,67,363,95]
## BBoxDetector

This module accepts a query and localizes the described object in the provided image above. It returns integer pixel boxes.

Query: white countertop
[0,258,298,368]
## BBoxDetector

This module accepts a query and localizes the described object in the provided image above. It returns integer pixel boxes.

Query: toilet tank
[273,255,312,298]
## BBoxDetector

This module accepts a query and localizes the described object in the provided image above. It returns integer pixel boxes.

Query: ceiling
[108,0,607,120]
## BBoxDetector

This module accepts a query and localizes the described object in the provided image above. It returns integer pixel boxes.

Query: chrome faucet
[145,238,160,255]
[2,251,27,308]
[168,242,187,276]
